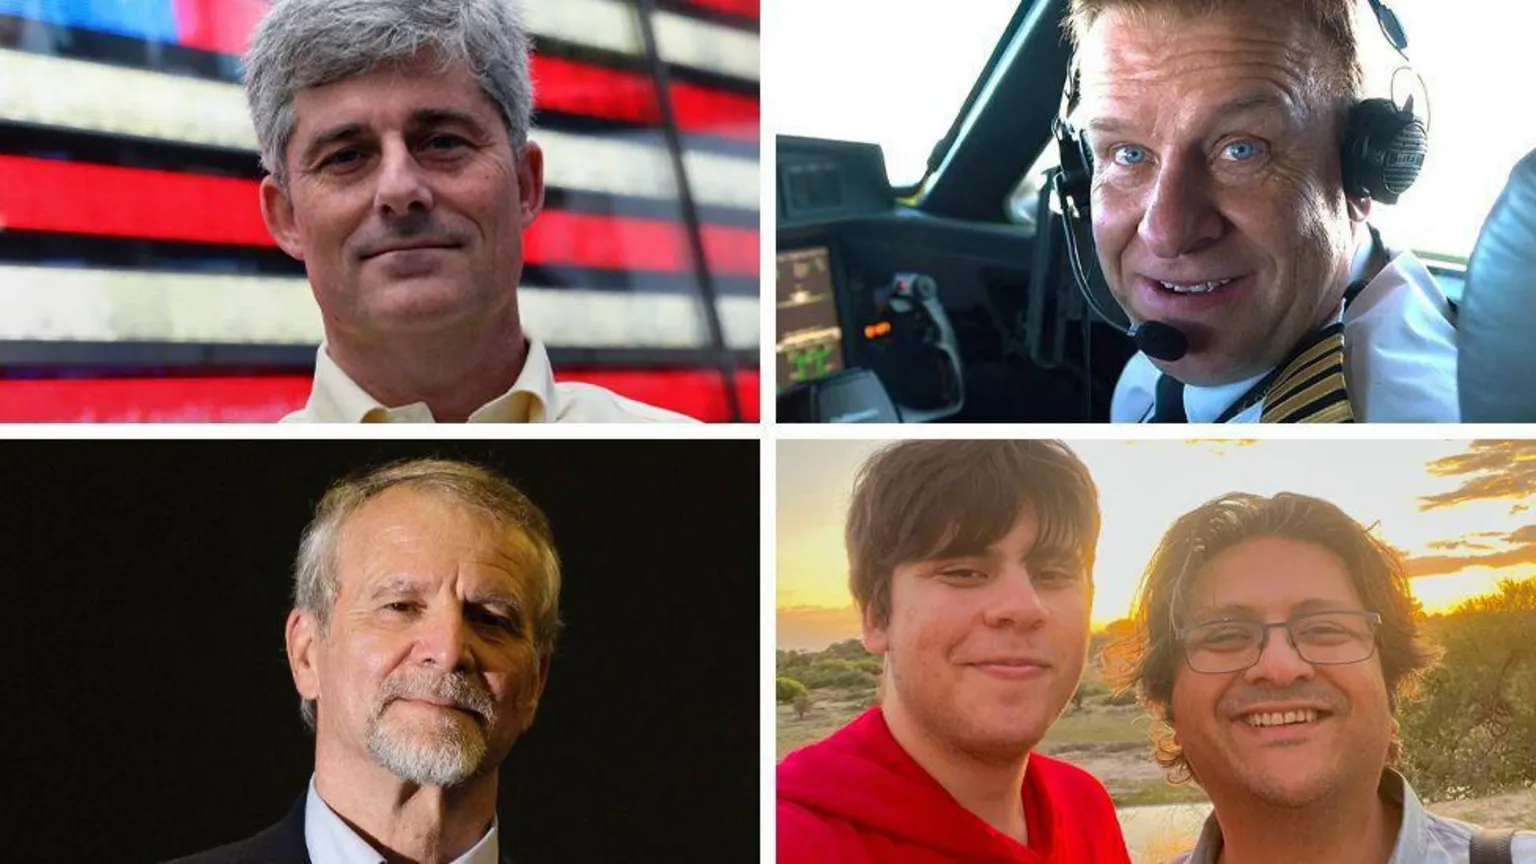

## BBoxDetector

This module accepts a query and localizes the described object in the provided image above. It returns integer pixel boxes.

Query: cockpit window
[774,0,1020,189]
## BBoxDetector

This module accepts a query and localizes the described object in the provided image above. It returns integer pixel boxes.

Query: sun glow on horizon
[778,440,1536,651]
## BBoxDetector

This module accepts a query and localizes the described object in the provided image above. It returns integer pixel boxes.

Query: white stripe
[0,266,322,344]
[537,129,757,211]
[0,265,757,349]
[520,0,643,55]
[0,50,755,210]
[521,0,760,82]
[0,49,257,150]
[653,10,760,82]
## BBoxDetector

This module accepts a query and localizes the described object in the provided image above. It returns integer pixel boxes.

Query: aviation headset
[1051,0,1429,351]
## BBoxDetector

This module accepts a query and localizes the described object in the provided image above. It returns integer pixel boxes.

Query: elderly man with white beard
[171,458,559,864]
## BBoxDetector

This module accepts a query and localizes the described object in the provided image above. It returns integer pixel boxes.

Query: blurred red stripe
[534,56,757,140]
[0,369,757,422]
[533,55,661,126]
[0,155,270,246]
[676,0,761,21]
[173,0,269,55]
[0,155,755,273]
[669,81,758,141]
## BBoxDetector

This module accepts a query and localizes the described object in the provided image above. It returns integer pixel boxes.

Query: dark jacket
[165,795,309,864]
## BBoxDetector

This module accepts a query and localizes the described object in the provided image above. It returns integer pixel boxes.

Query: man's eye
[937,568,987,582]
[383,601,417,614]
[472,610,520,634]
[322,148,364,168]
[1035,568,1079,586]
[424,135,469,152]
[1112,145,1148,166]
[1222,139,1260,161]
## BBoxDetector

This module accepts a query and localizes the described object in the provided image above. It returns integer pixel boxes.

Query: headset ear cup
[1341,98,1428,205]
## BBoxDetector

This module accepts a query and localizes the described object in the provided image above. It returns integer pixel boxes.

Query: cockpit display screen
[775,246,845,391]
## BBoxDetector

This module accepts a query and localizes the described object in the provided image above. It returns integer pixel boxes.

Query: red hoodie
[777,708,1132,864]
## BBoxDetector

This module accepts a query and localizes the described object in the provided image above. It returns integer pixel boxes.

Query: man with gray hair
[246,0,690,422]
[172,458,561,863]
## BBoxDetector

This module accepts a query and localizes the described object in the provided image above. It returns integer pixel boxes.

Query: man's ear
[287,608,322,704]
[261,176,306,261]
[516,140,545,229]
[1347,194,1373,223]
[860,602,889,656]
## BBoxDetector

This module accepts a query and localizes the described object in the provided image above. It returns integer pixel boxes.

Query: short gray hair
[243,0,535,187]
[294,458,562,729]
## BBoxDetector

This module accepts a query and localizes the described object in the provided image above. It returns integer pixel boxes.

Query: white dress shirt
[303,777,501,864]
[1111,234,1459,423]
[283,336,696,423]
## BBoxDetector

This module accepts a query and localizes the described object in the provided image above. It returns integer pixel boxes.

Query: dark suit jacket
[164,793,516,863]
[164,795,309,864]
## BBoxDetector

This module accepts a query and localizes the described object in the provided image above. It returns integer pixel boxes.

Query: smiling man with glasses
[1114,492,1534,863]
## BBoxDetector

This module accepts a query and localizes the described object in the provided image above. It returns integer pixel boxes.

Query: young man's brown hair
[845,440,1101,629]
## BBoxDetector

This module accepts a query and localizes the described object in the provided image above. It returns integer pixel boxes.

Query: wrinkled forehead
[333,487,546,598]
[1076,6,1329,126]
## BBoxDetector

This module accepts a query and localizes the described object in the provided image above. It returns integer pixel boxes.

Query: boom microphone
[1131,320,1189,362]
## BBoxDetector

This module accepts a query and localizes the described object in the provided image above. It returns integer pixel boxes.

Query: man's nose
[413,607,477,673]
[981,566,1050,630]
[1139,155,1224,259]
[1243,626,1315,689]
[374,138,434,217]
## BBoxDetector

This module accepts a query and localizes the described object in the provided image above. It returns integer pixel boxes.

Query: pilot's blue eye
[1224,140,1257,160]
[1114,145,1148,166]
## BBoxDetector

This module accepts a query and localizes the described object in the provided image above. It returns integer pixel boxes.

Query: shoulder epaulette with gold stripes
[1260,321,1354,423]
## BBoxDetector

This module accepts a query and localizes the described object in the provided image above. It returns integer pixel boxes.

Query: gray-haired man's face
[260,54,544,343]
[287,486,549,787]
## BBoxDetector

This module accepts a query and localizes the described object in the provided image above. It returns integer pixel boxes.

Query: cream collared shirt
[303,776,501,864]
[282,337,695,423]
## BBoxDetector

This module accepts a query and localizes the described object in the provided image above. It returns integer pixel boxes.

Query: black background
[4,440,760,863]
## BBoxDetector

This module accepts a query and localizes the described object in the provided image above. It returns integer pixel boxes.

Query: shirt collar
[302,337,560,423]
[303,776,500,864]
[1185,769,1424,863]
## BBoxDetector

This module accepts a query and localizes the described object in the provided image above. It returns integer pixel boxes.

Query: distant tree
[777,676,809,704]
[1400,578,1536,800]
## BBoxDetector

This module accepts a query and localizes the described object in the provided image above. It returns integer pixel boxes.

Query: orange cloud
[778,604,863,652]
[1401,525,1536,578]
[1419,440,1536,511]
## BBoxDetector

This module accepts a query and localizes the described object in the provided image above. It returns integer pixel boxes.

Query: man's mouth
[1241,708,1323,728]
[1156,278,1237,295]
[362,242,460,260]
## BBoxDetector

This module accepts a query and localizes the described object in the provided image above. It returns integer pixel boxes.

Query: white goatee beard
[365,671,500,787]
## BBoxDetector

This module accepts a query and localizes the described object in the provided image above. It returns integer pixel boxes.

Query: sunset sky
[777,439,1536,651]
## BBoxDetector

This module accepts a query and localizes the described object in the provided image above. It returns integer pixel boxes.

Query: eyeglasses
[1176,610,1383,675]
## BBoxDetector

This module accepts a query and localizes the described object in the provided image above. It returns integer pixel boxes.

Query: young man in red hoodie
[777,441,1132,863]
